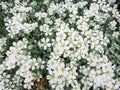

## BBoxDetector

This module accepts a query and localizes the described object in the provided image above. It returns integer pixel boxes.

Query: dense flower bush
[0,0,120,90]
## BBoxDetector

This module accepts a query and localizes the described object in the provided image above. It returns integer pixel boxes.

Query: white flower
[84,3,99,18]
[29,58,38,70]
[35,12,47,20]
[72,85,81,90]
[101,37,109,46]
[24,80,33,89]
[56,31,67,41]
[80,45,88,54]
[12,42,22,51]
[45,28,52,36]
[0,65,5,74]
[77,1,88,9]
[5,57,17,70]
[69,13,78,21]
[48,2,58,15]
[102,4,111,12]
[37,58,45,69]
[108,0,116,4]
[109,20,117,30]
[0,81,4,90]
[1,73,10,83]
[40,24,49,32]
[12,13,23,24]
[76,16,89,30]
[5,20,14,30]
[0,2,8,10]
[112,32,119,38]
[41,38,51,50]
[91,40,99,49]
[45,18,53,24]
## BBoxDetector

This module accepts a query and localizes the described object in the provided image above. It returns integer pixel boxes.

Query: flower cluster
[0,0,120,90]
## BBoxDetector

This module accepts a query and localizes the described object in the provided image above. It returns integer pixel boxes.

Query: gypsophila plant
[0,0,120,90]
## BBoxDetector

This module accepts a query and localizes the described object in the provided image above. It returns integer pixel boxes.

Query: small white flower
[112,32,119,38]
[1,73,10,83]
[37,58,45,69]
[24,80,33,89]
[41,38,51,50]
[35,12,47,20]
[101,37,109,46]
[109,20,117,30]
[0,65,5,74]
[29,58,38,70]
[5,57,17,70]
